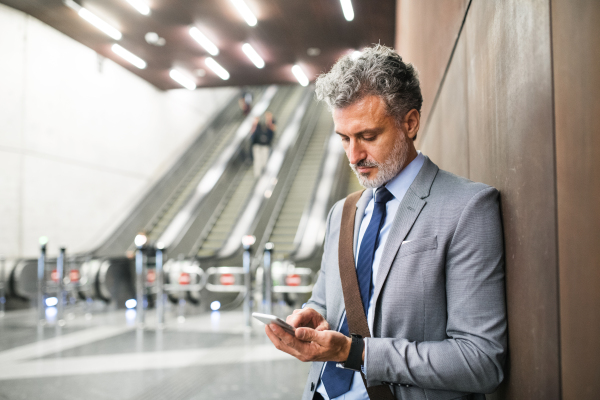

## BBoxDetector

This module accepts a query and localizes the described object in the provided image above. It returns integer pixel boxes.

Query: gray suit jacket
[302,157,507,400]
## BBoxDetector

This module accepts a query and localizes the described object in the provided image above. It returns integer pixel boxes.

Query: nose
[346,138,365,165]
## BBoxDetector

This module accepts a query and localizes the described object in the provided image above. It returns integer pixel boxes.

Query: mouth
[357,166,374,174]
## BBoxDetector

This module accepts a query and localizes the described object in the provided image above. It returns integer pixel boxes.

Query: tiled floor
[0,305,310,399]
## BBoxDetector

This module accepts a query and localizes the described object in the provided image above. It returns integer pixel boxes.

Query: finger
[267,325,306,358]
[295,327,321,342]
[315,320,330,331]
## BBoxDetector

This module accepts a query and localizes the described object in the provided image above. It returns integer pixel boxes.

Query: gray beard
[350,134,409,189]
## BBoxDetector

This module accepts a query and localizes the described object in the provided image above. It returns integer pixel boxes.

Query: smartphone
[252,312,296,336]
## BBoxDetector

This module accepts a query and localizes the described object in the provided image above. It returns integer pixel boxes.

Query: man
[250,112,276,177]
[265,45,507,400]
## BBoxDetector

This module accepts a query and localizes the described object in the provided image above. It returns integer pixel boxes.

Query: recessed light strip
[205,57,230,80]
[292,65,309,86]
[64,0,122,40]
[340,0,355,22]
[242,43,265,69]
[112,44,147,69]
[170,69,197,90]
[189,27,219,56]
[125,0,151,16]
[230,0,257,26]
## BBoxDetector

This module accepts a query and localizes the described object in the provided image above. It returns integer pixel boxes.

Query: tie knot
[375,187,394,204]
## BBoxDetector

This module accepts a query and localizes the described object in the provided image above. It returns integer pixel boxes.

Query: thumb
[295,327,320,342]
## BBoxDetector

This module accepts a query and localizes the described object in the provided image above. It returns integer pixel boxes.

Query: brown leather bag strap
[339,190,395,400]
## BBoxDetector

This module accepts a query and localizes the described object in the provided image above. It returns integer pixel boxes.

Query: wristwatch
[338,333,364,372]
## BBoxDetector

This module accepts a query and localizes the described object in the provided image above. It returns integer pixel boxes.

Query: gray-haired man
[265,45,507,400]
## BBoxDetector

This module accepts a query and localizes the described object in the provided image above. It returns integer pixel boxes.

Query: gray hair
[315,44,422,140]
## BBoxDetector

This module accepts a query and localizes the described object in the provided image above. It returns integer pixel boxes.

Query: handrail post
[37,237,48,325]
[242,235,256,328]
[0,254,6,317]
[134,234,147,328]
[155,242,165,328]
[263,243,274,314]
[56,247,66,326]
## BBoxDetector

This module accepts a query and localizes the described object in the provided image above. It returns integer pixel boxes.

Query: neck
[402,144,419,171]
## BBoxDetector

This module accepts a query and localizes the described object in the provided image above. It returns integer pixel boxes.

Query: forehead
[333,95,391,134]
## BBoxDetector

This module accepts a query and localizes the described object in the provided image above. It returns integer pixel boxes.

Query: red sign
[51,269,59,282]
[285,274,301,286]
[179,272,191,285]
[69,270,80,282]
[220,273,235,286]
[146,269,156,283]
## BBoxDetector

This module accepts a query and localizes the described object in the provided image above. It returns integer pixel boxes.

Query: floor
[0,304,310,400]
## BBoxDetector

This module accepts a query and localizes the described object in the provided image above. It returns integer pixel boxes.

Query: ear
[404,109,420,141]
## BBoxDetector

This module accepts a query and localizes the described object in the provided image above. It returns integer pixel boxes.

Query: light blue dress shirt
[315,152,425,400]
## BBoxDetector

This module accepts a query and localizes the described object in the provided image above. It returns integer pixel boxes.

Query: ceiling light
[112,44,147,69]
[64,0,122,40]
[169,69,197,90]
[291,65,309,86]
[307,47,321,57]
[340,0,354,21]
[125,0,150,16]
[145,32,165,46]
[189,27,219,56]
[242,43,265,69]
[205,57,230,80]
[230,0,257,26]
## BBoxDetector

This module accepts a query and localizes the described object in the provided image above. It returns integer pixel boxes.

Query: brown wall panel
[419,34,469,178]
[395,0,469,139]
[410,0,562,398]
[463,1,559,398]
[552,0,600,398]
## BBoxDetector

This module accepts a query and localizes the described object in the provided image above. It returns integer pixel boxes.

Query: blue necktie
[321,187,394,399]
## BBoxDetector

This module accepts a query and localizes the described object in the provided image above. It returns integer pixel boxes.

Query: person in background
[250,112,276,177]
[239,89,253,115]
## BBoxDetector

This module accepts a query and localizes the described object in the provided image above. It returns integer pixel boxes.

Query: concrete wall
[0,4,236,259]
[397,0,600,398]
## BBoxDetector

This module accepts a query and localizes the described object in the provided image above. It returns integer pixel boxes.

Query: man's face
[333,95,411,189]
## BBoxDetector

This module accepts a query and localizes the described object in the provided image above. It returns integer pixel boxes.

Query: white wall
[0,4,237,259]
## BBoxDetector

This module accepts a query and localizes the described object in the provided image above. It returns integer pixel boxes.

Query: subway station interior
[0,1,598,399]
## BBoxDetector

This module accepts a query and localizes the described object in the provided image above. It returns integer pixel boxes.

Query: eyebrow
[335,127,384,137]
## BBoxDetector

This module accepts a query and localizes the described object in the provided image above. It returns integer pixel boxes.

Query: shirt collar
[376,151,425,202]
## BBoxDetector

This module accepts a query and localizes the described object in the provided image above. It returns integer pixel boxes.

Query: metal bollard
[155,242,165,328]
[263,243,274,314]
[242,235,256,328]
[0,254,5,317]
[56,247,66,326]
[134,234,147,328]
[37,237,48,325]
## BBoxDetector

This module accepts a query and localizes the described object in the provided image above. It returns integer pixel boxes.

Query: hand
[265,323,351,363]
[285,307,329,331]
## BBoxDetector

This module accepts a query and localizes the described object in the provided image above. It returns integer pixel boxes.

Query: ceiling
[1,0,396,90]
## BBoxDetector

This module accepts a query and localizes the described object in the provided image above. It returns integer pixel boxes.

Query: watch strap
[344,333,364,371]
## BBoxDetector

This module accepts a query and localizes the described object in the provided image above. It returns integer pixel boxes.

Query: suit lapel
[371,157,440,314]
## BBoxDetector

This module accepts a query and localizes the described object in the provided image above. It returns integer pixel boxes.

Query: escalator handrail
[292,131,346,260]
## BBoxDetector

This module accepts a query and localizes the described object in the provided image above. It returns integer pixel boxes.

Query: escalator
[262,103,335,261]
[188,85,307,259]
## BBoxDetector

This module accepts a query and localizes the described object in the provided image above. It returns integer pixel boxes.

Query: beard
[350,133,410,189]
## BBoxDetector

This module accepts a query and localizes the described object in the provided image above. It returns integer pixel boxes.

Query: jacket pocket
[398,235,437,258]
